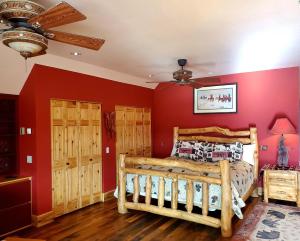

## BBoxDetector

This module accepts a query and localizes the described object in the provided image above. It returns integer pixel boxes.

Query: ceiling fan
[0,0,105,59]
[146,59,220,87]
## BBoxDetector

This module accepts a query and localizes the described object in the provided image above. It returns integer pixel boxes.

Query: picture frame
[193,83,237,114]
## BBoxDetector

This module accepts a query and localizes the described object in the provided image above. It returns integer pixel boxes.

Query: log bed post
[220,160,232,237]
[173,127,179,144]
[118,154,128,214]
[250,127,259,197]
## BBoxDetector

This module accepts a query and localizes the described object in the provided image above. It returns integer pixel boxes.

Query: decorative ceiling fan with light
[0,0,105,59]
[146,59,220,88]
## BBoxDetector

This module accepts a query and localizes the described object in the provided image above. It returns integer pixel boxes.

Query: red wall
[153,67,299,168]
[19,64,153,215]
[19,65,299,215]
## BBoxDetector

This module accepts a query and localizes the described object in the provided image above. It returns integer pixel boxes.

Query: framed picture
[193,83,237,114]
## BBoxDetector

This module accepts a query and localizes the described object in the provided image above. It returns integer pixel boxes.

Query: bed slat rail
[118,154,233,237]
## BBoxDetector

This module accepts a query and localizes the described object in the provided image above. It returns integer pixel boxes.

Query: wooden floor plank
[10,197,259,241]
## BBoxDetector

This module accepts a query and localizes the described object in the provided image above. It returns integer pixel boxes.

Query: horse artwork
[194,83,237,114]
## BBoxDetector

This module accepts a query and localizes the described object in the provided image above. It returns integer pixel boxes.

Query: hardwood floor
[13,197,259,241]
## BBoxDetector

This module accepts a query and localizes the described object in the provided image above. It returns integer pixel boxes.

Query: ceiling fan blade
[146,80,172,83]
[189,77,221,84]
[46,30,105,50]
[28,1,86,29]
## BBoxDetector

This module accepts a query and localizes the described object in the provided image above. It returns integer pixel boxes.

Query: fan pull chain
[24,58,28,73]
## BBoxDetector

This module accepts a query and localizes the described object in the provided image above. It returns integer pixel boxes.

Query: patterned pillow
[204,142,243,163]
[173,141,205,161]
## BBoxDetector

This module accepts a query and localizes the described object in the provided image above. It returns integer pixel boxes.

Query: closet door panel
[116,107,125,149]
[124,107,136,156]
[65,101,79,213]
[135,108,144,156]
[90,103,102,203]
[143,108,152,157]
[51,100,66,216]
[92,162,102,203]
[79,102,92,207]
[52,99,102,217]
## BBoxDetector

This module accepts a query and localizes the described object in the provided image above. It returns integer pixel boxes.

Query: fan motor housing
[0,0,45,21]
[173,69,193,81]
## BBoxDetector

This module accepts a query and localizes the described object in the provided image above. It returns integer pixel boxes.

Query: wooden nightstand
[263,165,300,207]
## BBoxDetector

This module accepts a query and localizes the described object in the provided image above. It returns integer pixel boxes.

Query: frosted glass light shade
[8,41,43,54]
[2,30,48,58]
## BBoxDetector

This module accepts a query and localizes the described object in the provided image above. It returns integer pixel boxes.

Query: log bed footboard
[118,154,233,237]
[117,126,259,238]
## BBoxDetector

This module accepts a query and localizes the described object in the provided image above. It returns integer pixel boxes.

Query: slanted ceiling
[0,0,299,94]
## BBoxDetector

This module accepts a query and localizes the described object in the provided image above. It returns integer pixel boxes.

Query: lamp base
[277,134,289,167]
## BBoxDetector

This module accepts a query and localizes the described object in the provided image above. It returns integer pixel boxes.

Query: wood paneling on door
[115,106,151,179]
[51,99,102,217]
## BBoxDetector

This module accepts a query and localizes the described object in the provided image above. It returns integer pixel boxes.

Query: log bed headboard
[173,126,259,182]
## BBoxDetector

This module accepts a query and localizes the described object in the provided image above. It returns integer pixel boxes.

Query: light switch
[20,127,25,135]
[26,155,32,164]
[105,147,110,154]
[26,128,32,135]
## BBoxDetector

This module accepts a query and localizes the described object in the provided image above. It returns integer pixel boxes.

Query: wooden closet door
[143,108,151,157]
[115,106,125,158]
[65,101,79,213]
[124,107,136,156]
[115,106,152,180]
[79,102,92,207]
[52,99,102,217]
[51,100,66,216]
[135,108,144,156]
[90,103,102,204]
[79,102,102,207]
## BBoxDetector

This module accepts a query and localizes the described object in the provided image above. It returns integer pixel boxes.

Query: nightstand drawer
[268,172,297,186]
[268,185,297,201]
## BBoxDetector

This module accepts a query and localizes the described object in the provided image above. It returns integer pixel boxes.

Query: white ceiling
[0,0,300,94]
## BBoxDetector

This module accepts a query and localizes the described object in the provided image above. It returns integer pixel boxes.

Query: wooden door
[124,107,136,156]
[65,101,79,213]
[135,108,144,156]
[51,99,102,216]
[51,100,66,216]
[143,108,151,157]
[90,103,102,204]
[115,106,152,179]
[79,102,102,207]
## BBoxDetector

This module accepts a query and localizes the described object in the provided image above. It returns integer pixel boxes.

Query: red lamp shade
[270,118,297,135]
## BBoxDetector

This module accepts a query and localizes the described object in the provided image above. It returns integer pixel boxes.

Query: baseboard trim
[32,210,54,227]
[102,190,115,201]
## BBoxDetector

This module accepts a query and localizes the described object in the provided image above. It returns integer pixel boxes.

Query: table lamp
[270,117,296,167]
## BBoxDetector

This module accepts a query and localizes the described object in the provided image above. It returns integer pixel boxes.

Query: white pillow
[242,144,256,165]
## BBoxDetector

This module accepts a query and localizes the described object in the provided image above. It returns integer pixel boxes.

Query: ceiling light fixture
[71,52,81,56]
[2,29,48,59]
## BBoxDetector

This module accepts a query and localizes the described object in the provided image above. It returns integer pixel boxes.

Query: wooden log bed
[117,126,259,237]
